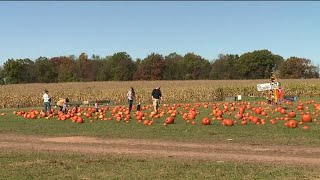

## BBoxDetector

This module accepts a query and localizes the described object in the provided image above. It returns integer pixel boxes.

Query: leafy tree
[96,60,112,81]
[96,56,113,81]
[76,53,94,81]
[0,66,5,84]
[18,58,36,83]
[237,50,284,79]
[210,54,240,79]
[133,53,165,80]
[181,53,211,80]
[51,56,78,82]
[108,52,135,81]
[163,53,184,80]
[3,59,24,84]
[34,57,57,83]
[91,54,102,61]
[279,57,319,78]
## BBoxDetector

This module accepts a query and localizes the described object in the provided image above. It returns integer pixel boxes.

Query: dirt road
[1,133,320,165]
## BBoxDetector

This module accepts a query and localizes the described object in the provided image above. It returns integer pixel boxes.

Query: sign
[257,82,279,91]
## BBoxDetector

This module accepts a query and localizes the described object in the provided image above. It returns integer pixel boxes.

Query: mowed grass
[1,99,320,146]
[1,150,320,180]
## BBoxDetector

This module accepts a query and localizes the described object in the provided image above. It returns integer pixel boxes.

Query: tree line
[0,49,318,84]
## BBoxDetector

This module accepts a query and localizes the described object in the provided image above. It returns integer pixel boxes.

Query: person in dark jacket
[151,86,162,114]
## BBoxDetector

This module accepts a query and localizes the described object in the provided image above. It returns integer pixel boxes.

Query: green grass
[0,99,320,146]
[1,99,320,179]
[0,150,319,180]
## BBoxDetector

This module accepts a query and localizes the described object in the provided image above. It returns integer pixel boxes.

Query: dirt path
[1,133,320,165]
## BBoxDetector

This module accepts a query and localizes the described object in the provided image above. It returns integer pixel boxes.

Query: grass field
[1,150,319,180]
[1,81,320,179]
[1,99,320,146]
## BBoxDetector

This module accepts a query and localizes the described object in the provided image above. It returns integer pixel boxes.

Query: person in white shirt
[43,90,51,113]
[127,87,135,112]
[94,101,99,112]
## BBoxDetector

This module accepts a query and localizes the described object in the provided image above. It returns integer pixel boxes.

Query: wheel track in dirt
[1,133,320,166]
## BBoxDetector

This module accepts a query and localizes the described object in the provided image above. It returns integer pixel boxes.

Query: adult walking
[151,86,162,114]
[127,87,135,112]
[43,89,51,113]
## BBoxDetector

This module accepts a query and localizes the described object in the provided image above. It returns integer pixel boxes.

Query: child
[62,101,67,114]
[72,105,78,114]
[136,96,141,111]
[137,101,141,111]
[95,101,99,112]
[62,98,69,114]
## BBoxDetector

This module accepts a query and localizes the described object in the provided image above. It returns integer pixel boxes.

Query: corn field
[0,79,319,108]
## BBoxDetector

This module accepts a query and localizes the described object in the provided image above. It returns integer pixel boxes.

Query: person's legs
[153,99,159,114]
[44,102,47,112]
[59,106,63,112]
[48,103,51,113]
[129,100,133,112]
[62,105,66,114]
[44,102,51,113]
[156,100,160,114]
[152,99,157,113]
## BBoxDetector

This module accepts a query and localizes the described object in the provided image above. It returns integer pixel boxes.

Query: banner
[256,82,279,91]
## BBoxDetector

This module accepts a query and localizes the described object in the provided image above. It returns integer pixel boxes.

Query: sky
[0,1,319,65]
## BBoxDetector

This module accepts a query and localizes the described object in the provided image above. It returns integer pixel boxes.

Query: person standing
[127,87,135,112]
[151,86,162,114]
[43,90,51,113]
[94,101,99,112]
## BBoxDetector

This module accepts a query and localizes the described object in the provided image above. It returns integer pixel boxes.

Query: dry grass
[0,79,319,108]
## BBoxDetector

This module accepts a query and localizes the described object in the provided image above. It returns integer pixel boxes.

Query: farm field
[1,79,320,108]
[1,80,320,179]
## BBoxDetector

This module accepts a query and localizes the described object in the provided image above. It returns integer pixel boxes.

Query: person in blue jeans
[127,87,135,113]
[43,89,51,113]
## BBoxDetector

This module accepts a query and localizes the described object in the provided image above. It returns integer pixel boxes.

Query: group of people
[42,86,163,114]
[127,86,162,114]
[42,90,70,113]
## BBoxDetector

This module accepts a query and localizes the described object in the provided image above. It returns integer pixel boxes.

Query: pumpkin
[288,111,296,118]
[302,114,312,122]
[235,112,243,119]
[241,120,247,125]
[287,120,297,128]
[201,117,211,125]
[222,119,233,126]
[251,117,260,124]
[143,120,150,125]
[165,117,174,124]
[302,125,309,130]
[280,109,286,114]
[188,113,195,120]
[255,108,261,114]
[77,117,84,123]
[296,105,304,110]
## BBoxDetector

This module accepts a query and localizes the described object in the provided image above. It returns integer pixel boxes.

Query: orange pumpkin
[288,111,296,118]
[201,117,210,125]
[287,120,297,128]
[302,114,312,122]
[165,117,175,124]
[222,119,233,126]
